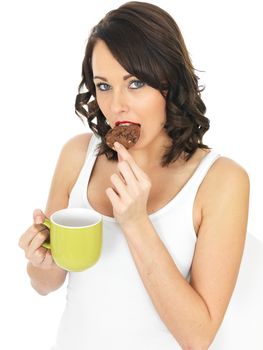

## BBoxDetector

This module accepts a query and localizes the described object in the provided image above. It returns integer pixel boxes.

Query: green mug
[42,208,103,272]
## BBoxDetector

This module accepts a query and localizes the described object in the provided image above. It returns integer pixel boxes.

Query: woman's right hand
[19,209,56,269]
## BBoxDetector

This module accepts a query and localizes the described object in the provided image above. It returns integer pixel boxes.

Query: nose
[110,88,129,116]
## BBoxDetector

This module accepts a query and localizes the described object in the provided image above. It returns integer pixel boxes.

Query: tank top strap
[79,133,100,182]
[184,149,221,202]
[68,134,100,208]
[85,134,100,159]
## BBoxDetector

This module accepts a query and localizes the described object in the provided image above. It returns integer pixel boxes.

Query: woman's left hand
[105,142,151,229]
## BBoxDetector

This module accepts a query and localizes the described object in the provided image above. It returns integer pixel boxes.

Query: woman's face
[91,40,168,150]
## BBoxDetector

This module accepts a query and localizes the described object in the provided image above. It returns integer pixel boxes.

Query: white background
[0,0,262,349]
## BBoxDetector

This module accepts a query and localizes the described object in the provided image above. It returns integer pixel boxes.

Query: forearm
[123,219,213,349]
[27,262,67,295]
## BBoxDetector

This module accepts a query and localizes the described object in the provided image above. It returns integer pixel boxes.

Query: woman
[19,2,249,349]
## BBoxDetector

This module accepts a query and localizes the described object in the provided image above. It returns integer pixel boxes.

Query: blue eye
[96,83,111,91]
[129,80,145,89]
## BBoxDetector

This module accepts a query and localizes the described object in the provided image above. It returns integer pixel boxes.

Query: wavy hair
[75,1,210,166]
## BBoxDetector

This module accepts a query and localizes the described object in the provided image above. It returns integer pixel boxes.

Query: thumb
[33,208,46,224]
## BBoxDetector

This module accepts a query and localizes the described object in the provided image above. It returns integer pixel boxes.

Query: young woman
[19,2,249,349]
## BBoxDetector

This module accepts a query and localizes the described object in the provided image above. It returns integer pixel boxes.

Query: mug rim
[50,208,102,229]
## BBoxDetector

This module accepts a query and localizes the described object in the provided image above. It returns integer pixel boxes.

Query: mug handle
[42,218,51,250]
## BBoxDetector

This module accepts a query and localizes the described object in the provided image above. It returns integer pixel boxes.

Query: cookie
[105,123,141,150]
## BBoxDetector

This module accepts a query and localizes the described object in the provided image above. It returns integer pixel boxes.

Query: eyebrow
[93,74,133,81]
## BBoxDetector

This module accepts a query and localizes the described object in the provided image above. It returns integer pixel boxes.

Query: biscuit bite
[105,122,141,150]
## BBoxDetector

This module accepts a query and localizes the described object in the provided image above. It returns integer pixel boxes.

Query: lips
[115,120,141,127]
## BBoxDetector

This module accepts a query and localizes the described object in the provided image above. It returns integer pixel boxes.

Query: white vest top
[52,134,221,350]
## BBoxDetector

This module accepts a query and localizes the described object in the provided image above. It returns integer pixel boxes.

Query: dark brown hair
[75,1,210,166]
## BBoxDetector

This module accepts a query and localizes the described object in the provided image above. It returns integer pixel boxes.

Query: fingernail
[117,152,123,162]
[114,142,121,150]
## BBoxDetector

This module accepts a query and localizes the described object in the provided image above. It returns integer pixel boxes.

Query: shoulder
[57,133,94,192]
[61,132,93,156]
[206,155,249,191]
[45,133,94,215]
[198,155,250,214]
[59,133,93,168]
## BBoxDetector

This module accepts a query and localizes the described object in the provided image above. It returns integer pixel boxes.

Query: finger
[114,142,147,181]
[105,187,122,207]
[26,229,50,259]
[110,173,128,197]
[41,250,55,269]
[19,224,47,250]
[33,208,46,224]
[30,247,47,266]
[117,161,139,192]
[117,150,124,162]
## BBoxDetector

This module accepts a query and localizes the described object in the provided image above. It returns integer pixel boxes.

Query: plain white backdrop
[0,0,262,349]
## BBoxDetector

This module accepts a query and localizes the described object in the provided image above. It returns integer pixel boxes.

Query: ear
[160,81,169,98]
[161,88,169,99]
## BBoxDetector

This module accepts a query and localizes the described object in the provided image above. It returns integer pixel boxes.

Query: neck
[129,133,172,169]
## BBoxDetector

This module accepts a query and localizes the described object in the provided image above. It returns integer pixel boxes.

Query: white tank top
[52,134,221,350]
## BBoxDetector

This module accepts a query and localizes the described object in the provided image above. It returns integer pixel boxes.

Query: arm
[19,133,92,295]
[106,143,249,349]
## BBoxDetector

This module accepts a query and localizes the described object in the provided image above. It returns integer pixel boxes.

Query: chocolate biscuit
[105,123,141,150]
